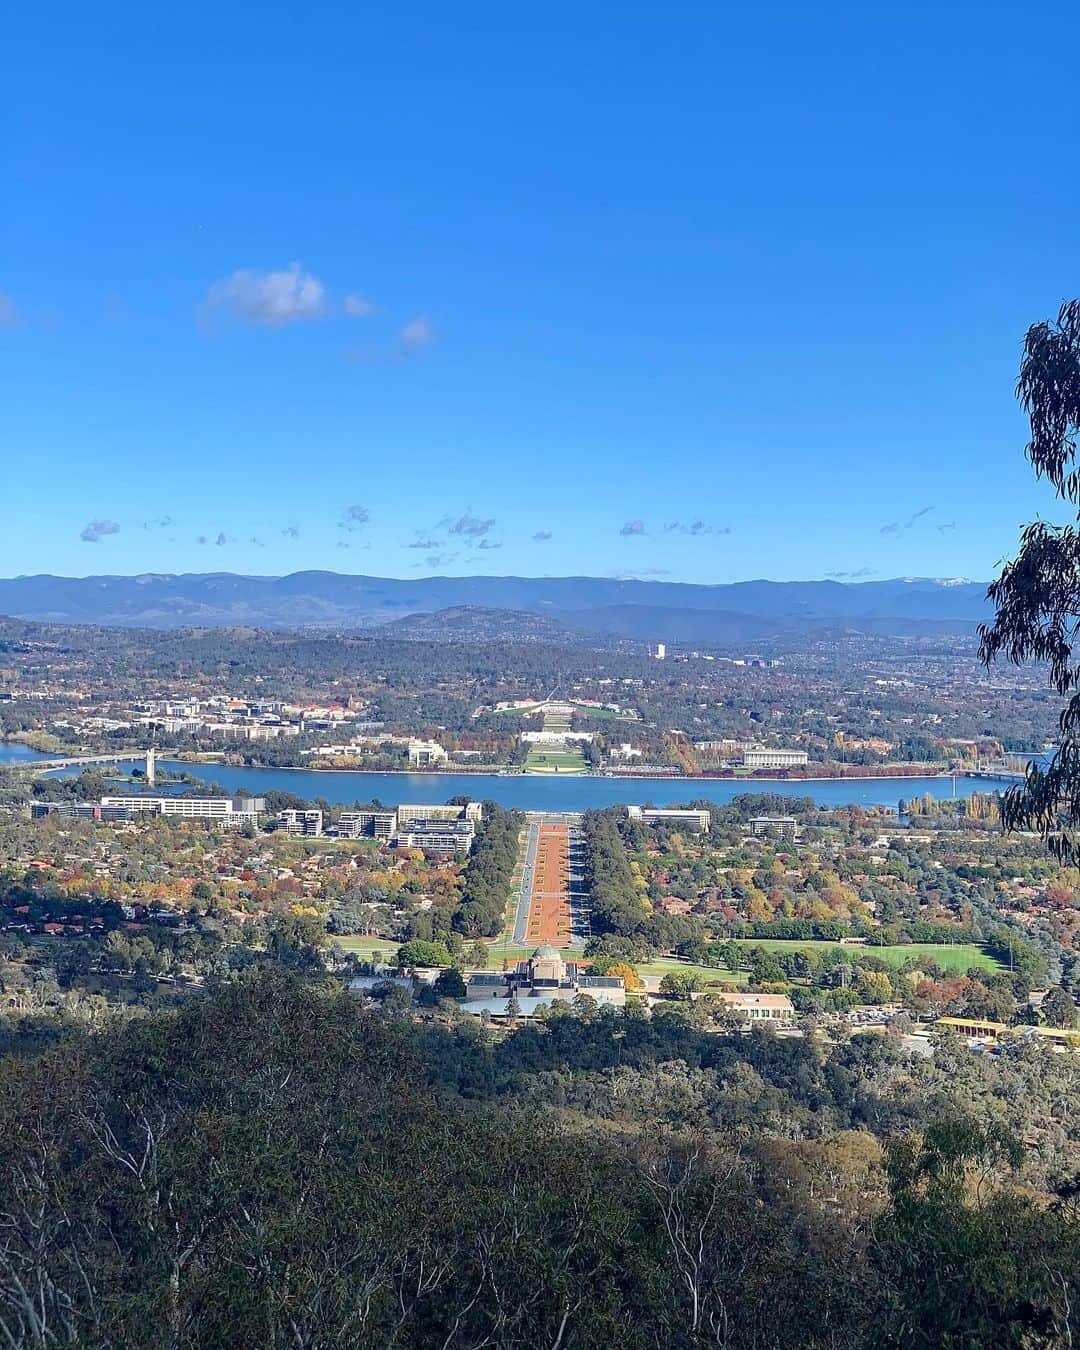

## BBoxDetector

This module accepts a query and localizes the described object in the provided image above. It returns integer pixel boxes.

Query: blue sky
[3,1,1078,583]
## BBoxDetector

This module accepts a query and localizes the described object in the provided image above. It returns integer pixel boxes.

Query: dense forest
[0,972,1075,1348]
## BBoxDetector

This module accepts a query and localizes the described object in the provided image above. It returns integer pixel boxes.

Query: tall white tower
[145,746,157,786]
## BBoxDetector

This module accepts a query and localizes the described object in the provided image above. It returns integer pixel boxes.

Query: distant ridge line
[0,571,992,637]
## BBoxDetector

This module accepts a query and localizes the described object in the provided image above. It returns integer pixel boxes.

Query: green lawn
[330,937,401,956]
[331,935,996,979]
[637,957,749,984]
[729,939,999,973]
[333,936,751,985]
[524,747,588,774]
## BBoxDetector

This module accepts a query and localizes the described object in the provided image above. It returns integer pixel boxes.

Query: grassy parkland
[727,939,1000,973]
[523,746,589,774]
[330,936,996,979]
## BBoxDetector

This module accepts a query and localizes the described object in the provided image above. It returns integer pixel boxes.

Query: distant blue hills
[0,571,992,641]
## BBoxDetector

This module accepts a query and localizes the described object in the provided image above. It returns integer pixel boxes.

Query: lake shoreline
[160,757,971,785]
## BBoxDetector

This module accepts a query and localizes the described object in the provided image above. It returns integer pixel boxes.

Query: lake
[0,743,53,765]
[115,760,1015,811]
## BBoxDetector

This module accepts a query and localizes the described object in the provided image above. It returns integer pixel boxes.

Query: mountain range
[0,572,992,643]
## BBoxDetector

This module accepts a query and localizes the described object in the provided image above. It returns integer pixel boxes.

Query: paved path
[512,813,589,948]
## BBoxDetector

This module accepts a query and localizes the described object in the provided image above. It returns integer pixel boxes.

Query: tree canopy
[981,300,1080,860]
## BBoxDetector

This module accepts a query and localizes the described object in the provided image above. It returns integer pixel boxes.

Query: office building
[100,795,265,821]
[407,738,449,766]
[711,992,795,1023]
[626,806,711,833]
[32,802,110,821]
[396,802,483,825]
[742,748,809,770]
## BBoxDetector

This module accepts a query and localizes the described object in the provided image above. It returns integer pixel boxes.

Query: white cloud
[400,316,434,347]
[620,519,646,536]
[203,262,326,327]
[344,294,375,317]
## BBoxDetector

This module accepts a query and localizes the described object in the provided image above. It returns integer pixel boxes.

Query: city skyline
[5,2,1080,582]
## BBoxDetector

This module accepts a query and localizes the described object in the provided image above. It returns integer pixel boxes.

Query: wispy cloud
[663,520,730,536]
[476,538,502,550]
[532,530,553,542]
[215,532,228,547]
[400,316,434,348]
[203,262,326,327]
[339,505,370,533]
[343,294,375,317]
[444,513,495,538]
[620,519,646,536]
[0,294,22,328]
[827,567,875,579]
[403,538,440,550]
[250,537,265,548]
[880,505,934,535]
[937,521,957,533]
[80,519,120,543]
[424,552,459,569]
[283,525,300,539]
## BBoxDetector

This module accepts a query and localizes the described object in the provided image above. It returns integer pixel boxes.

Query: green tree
[396,939,452,970]
[980,300,1080,860]
[1041,985,1077,1029]
[434,968,467,1000]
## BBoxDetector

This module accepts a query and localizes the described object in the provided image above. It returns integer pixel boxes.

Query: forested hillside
[0,973,1076,1347]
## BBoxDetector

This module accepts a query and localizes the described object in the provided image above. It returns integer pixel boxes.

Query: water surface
[136,761,1013,811]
